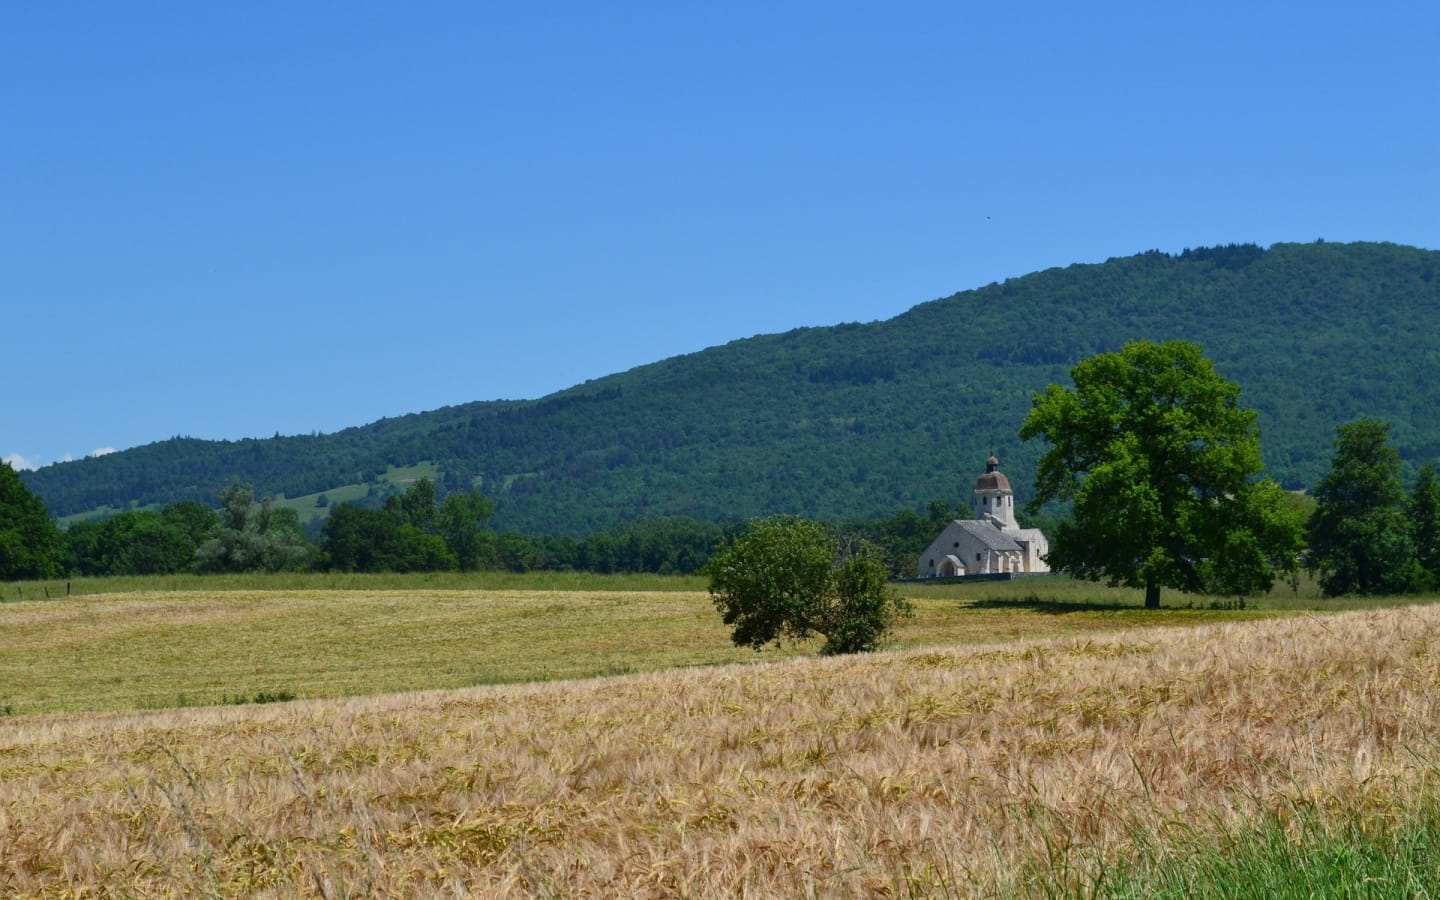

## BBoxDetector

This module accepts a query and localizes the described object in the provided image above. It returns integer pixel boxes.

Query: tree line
[1019,340,1440,606]
[2,463,1025,581]
[0,471,740,579]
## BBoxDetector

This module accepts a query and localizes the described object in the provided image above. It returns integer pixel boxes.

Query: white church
[916,455,1051,578]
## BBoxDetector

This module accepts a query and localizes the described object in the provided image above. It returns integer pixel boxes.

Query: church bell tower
[970,455,1017,529]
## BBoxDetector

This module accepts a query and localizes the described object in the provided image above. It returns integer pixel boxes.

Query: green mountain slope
[23,241,1440,534]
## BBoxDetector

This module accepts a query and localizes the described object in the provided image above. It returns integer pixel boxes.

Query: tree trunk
[1144,579,1161,609]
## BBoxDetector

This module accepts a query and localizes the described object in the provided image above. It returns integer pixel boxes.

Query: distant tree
[497,531,542,572]
[161,500,220,550]
[437,490,495,571]
[194,480,312,573]
[1021,340,1304,608]
[704,515,911,656]
[318,503,455,573]
[63,519,108,576]
[320,505,400,572]
[1409,463,1440,588]
[317,477,491,573]
[842,500,961,578]
[393,525,455,572]
[1307,420,1418,595]
[0,461,63,580]
[385,477,438,531]
[66,510,196,576]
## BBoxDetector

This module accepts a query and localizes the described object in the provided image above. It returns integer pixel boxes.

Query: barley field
[3,601,1439,897]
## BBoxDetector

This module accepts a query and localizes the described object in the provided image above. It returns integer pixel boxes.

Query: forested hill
[24,240,1440,534]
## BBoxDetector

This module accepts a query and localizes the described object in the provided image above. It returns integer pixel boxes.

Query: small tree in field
[704,515,910,655]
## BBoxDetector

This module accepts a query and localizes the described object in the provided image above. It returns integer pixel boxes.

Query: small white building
[917,455,1051,578]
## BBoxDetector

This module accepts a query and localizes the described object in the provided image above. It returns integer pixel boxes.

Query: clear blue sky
[5,1,1437,471]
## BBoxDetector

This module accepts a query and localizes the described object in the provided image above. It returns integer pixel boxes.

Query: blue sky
[5,1,1437,471]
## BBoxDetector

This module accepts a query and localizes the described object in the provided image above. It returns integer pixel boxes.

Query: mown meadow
[3,575,1439,896]
[3,574,1304,717]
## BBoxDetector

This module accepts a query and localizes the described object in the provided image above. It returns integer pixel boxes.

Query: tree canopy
[194,480,313,574]
[1020,339,1304,607]
[0,461,63,580]
[1409,463,1440,588]
[317,478,495,572]
[704,515,910,655]
[1307,420,1419,596]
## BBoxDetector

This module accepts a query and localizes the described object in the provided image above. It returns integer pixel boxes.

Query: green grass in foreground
[1040,793,1440,899]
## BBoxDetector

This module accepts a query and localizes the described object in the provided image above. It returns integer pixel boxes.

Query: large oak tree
[1020,340,1303,608]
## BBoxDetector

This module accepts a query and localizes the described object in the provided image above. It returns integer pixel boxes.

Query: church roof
[975,471,1011,492]
[975,455,1012,493]
[951,519,1022,551]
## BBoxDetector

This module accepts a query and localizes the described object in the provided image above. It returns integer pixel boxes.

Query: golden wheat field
[3,601,1440,897]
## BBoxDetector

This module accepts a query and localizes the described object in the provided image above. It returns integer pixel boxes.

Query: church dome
[975,455,1011,492]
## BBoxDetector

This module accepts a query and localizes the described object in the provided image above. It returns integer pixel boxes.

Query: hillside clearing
[2,605,1440,896]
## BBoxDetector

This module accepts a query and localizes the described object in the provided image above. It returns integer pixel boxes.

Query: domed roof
[975,455,1011,493]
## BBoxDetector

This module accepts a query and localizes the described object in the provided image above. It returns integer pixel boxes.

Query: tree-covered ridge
[21,400,520,517]
[23,240,1440,534]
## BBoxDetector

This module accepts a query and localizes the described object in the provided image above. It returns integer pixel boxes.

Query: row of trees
[1,471,748,579]
[316,481,744,575]
[319,478,493,572]
[1019,340,1440,605]
[7,459,985,580]
[61,482,318,576]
